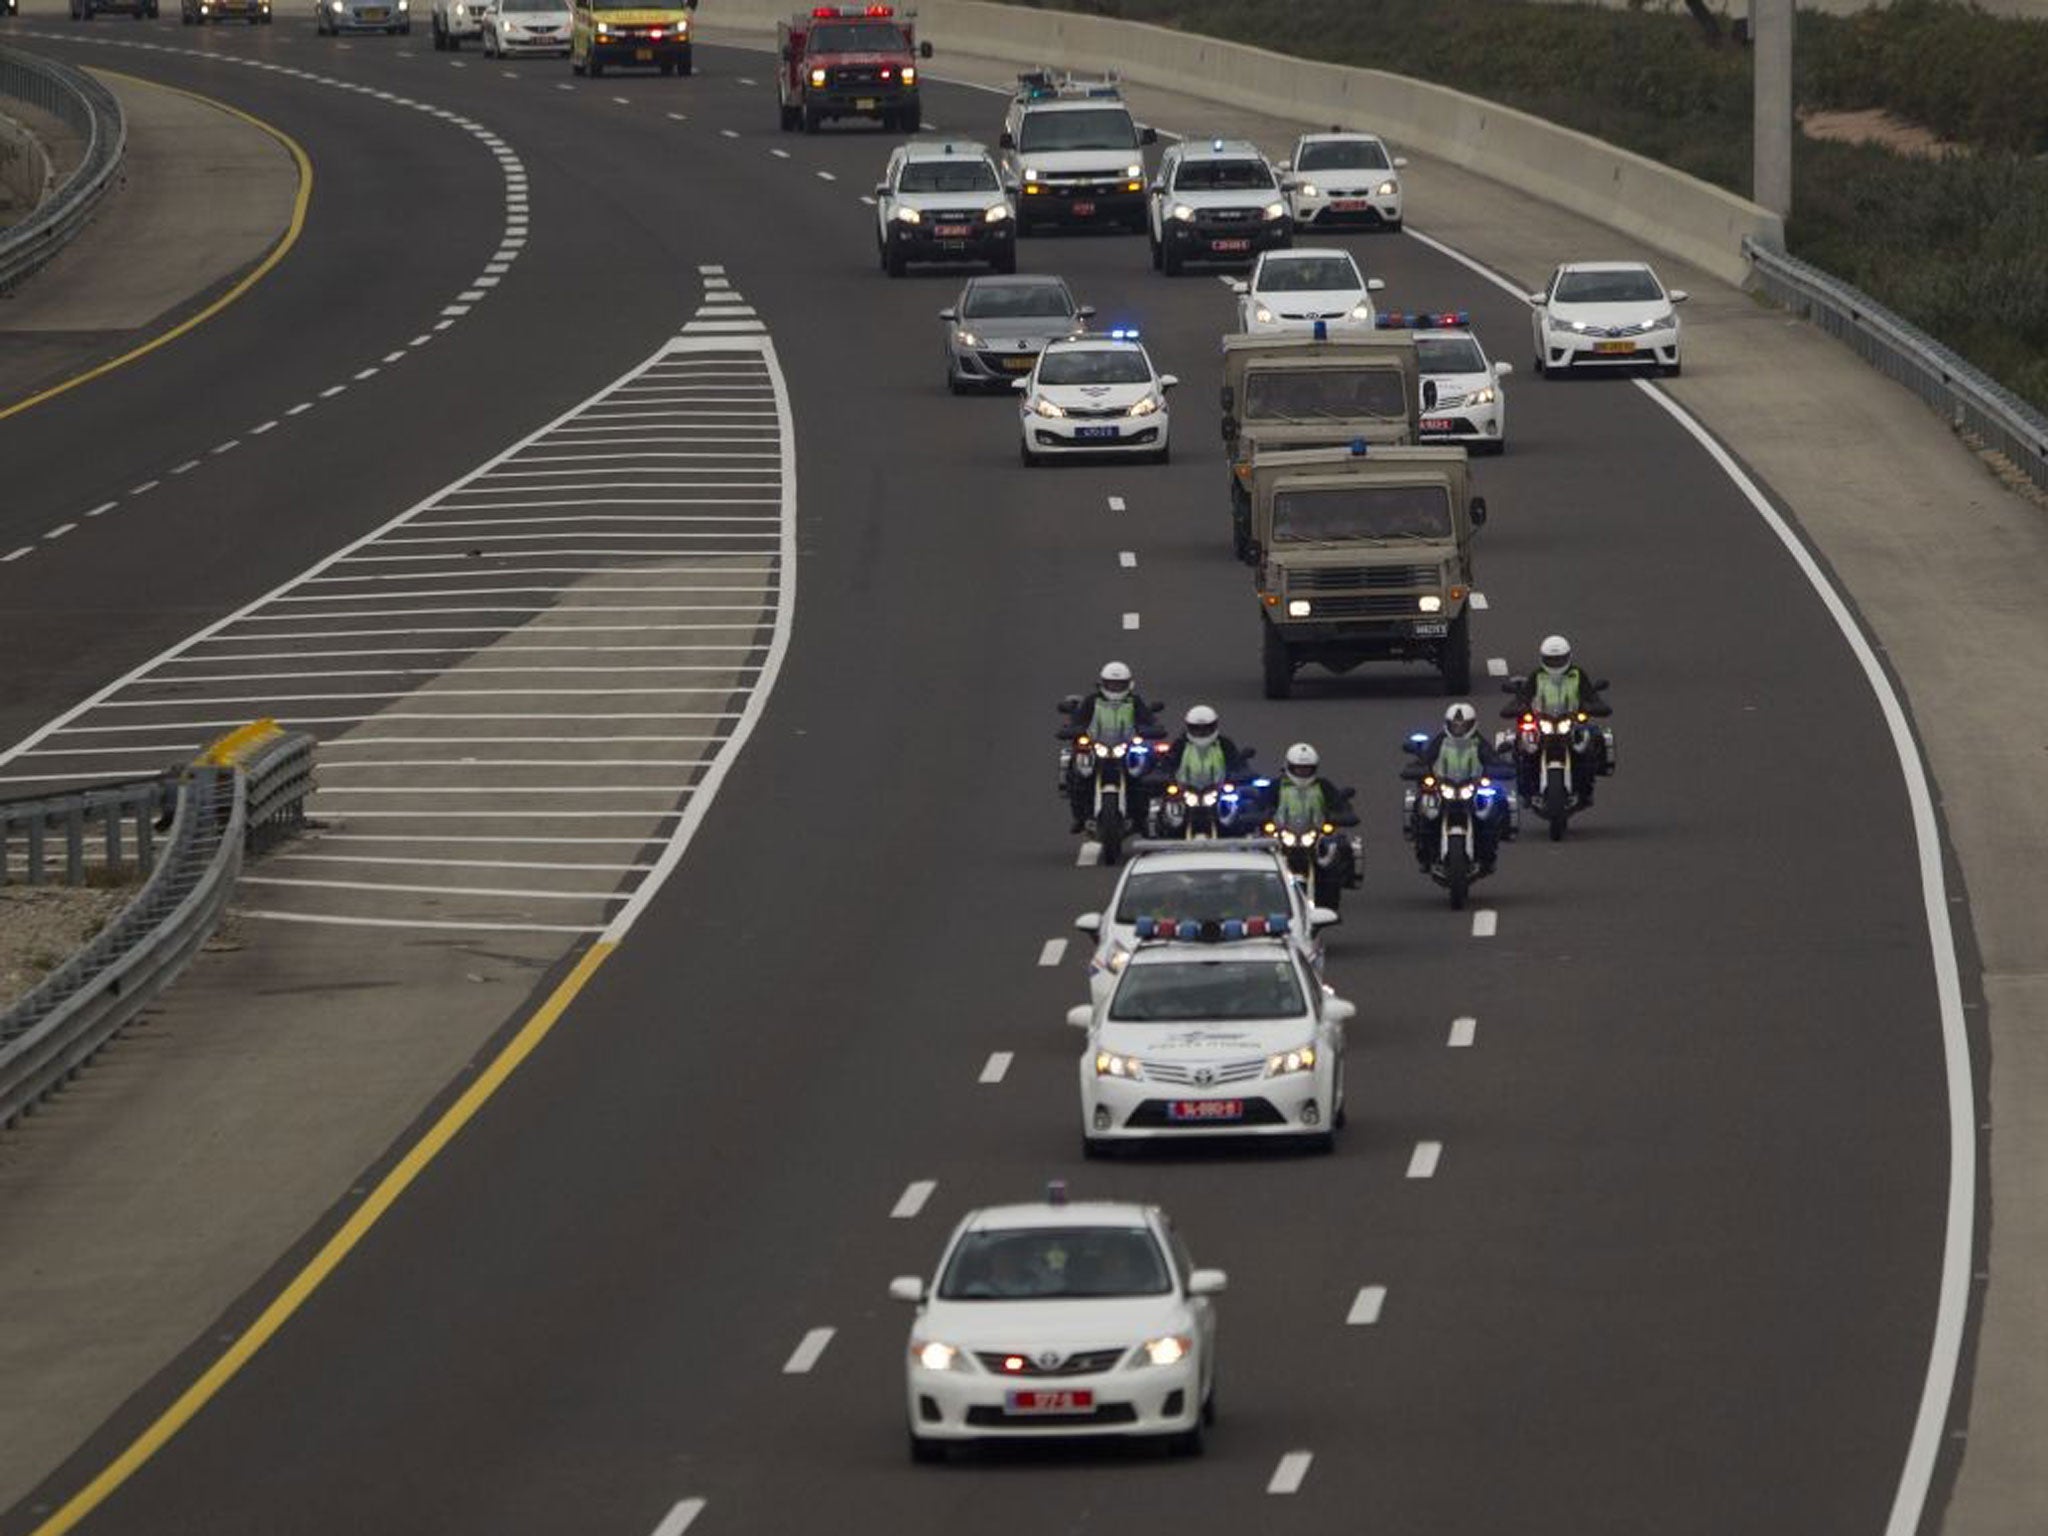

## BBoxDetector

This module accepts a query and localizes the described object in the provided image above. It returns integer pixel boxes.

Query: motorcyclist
[1405,701,1506,872]
[1058,661,1164,833]
[1160,705,1254,790]
[1271,742,1358,834]
[1502,633,1611,801]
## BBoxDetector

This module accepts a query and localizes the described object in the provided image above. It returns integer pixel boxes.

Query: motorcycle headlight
[1199,789,1219,807]
[1170,202,1195,223]
[913,1340,967,1372]
[1095,1050,1144,1080]
[1266,1043,1318,1077]
[1263,200,1286,220]
[894,205,923,224]
[1128,394,1161,417]
[1033,396,1067,419]
[984,204,1011,223]
[1139,1334,1191,1367]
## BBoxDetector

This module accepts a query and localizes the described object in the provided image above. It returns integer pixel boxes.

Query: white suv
[430,0,484,47]
[1147,138,1292,276]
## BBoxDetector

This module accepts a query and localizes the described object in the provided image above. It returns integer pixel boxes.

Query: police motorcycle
[1057,696,1158,866]
[1149,753,1268,841]
[1259,790,1364,912]
[1495,677,1614,841]
[1400,733,1516,911]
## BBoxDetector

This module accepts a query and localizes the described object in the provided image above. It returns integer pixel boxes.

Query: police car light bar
[1375,310,1472,330]
[1132,915,1292,941]
[811,4,892,14]
[1107,327,1141,341]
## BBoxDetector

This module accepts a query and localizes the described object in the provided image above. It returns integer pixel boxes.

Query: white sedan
[1410,321,1512,454]
[1232,247,1384,335]
[1071,930,1352,1152]
[1282,131,1407,232]
[482,0,570,53]
[892,1193,1223,1459]
[1017,332,1176,466]
[1074,843,1334,1004]
[1527,260,1687,377]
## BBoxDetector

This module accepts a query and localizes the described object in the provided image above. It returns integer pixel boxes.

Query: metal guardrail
[0,775,179,886]
[0,724,317,1130]
[1744,237,2048,496]
[0,45,126,295]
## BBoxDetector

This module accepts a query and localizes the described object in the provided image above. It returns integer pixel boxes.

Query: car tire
[908,1431,946,1465]
[1152,441,1170,466]
[587,49,602,76]
[1663,358,1682,378]
[778,103,797,131]
[1148,232,1162,271]
[1532,354,1546,378]
[659,59,673,75]
[884,243,906,279]
[676,48,691,75]
[801,104,821,133]
[1166,1423,1205,1458]
[1081,1133,1109,1159]
[1440,612,1472,695]
[1261,624,1292,700]
[1021,442,1040,469]
[1161,242,1183,277]
[992,245,1016,275]
[947,373,968,397]
[1386,218,1403,233]
[399,20,410,31]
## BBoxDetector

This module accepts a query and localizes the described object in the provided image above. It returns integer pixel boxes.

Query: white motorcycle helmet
[1284,742,1320,781]
[1444,701,1477,737]
[1184,704,1220,742]
[1539,634,1572,674]
[1099,660,1133,697]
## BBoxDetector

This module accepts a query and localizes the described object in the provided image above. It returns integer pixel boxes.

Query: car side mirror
[877,185,893,199]
[1470,496,1487,527]
[1502,674,1527,694]
[1422,379,1438,409]
[1066,1005,1094,1030]
[1325,997,1356,1023]
[1077,304,1097,318]
[1227,278,1248,295]
[999,130,1015,149]
[1074,912,1102,935]
[1309,905,1340,932]
[888,1276,927,1303]
[1393,155,1409,168]
[1140,125,1158,145]
[919,39,932,57]
[1366,277,1385,292]
[938,307,956,321]
[1525,291,1546,306]
[1493,360,1515,378]
[1012,377,1032,392]
[1159,374,1179,390]
[1670,289,1689,303]
[1187,1268,1228,1298]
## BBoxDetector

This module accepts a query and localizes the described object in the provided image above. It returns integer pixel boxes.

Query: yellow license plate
[634,45,653,58]
[1593,340,1634,354]
[856,97,877,109]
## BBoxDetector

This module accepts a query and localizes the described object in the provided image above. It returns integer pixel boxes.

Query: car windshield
[900,161,998,193]
[964,282,1074,320]
[1039,349,1149,385]
[1415,336,1488,373]
[808,20,907,50]
[1109,958,1305,1021]
[1175,159,1274,191]
[1554,268,1662,304]
[938,1226,1172,1300]
[1244,367,1408,421]
[1017,108,1138,153]
[1273,483,1452,541]
[1296,139,1391,172]
[1257,257,1361,294]
[502,0,559,11]
[1114,868,1293,925]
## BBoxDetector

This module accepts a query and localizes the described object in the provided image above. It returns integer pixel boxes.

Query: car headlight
[1263,200,1286,220]
[1139,1334,1191,1367]
[984,204,1011,223]
[1266,1043,1317,1077]
[1651,309,1675,328]
[1094,1050,1143,1079]
[1169,202,1194,223]
[1298,181,1320,198]
[1033,397,1067,419]
[1377,179,1399,197]
[1253,304,1275,324]
[894,206,922,225]
[1470,386,1496,406]
[913,1340,967,1372]
[1124,162,1142,179]
[954,330,981,349]
[901,65,916,84]
[595,20,608,32]
[1349,303,1372,319]
[1104,944,1131,974]
[1128,394,1161,417]
[809,66,826,86]
[1567,319,1595,333]
[1023,166,1040,183]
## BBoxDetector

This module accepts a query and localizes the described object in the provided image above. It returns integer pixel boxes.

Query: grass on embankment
[1000,0,2048,414]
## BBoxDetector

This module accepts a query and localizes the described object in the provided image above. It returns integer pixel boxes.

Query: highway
[0,22,1952,1536]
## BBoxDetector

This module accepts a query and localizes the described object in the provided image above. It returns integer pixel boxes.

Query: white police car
[1231,247,1385,335]
[891,1189,1222,1460]
[1383,309,1513,454]
[1281,130,1407,232]
[874,139,1016,278]
[1074,843,1334,1004]
[1527,260,1688,377]
[1147,138,1292,275]
[1071,927,1352,1153]
[1016,331,1176,466]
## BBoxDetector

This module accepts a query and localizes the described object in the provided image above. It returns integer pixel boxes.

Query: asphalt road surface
[0,24,1950,1536]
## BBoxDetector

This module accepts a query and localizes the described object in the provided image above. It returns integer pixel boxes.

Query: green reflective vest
[1435,734,1482,781]
[1276,779,1327,829]
[1533,667,1581,715]
[1087,695,1137,742]
[1178,739,1228,788]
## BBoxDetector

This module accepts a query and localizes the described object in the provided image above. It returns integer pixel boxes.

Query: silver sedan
[940,274,1093,396]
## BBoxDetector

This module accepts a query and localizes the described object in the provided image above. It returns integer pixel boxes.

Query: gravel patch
[0,885,139,1012]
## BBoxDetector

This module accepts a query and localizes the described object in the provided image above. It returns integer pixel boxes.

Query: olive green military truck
[1247,442,1487,698]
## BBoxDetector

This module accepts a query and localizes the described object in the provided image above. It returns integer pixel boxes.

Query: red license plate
[1007,1389,1092,1414]
[1422,417,1456,431]
[1170,1099,1244,1122]
[1210,238,1251,253]
[1332,199,1367,211]
[933,223,972,238]
[1071,200,1096,216]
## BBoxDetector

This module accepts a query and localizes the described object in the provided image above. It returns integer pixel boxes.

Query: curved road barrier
[0,725,314,1129]
[0,44,125,295]
[0,776,176,886]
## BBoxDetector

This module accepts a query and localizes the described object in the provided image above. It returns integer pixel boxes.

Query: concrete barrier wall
[710,0,1782,285]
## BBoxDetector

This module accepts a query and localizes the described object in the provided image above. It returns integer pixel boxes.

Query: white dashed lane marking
[1268,1452,1314,1495]
[1407,1141,1443,1179]
[43,523,76,541]
[1347,1286,1387,1325]
[1076,841,1102,867]
[979,1051,1013,1084]
[650,1499,706,1536]
[1486,656,1507,677]
[85,502,115,517]
[1470,591,1490,609]
[891,1180,936,1219]
[1038,937,1067,967]
[1448,1015,1476,1047]
[781,1327,835,1374]
[1106,495,1126,511]
[1122,612,1140,631]
[1118,551,1136,569]
[2,548,30,564]
[1472,909,1498,938]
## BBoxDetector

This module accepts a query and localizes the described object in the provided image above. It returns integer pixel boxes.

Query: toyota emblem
[1192,1066,1216,1086]
[1037,1350,1063,1370]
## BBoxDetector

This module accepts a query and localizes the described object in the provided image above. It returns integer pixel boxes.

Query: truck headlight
[1418,595,1443,613]
[901,64,916,84]
[1170,203,1194,222]
[1263,201,1286,220]
[894,205,922,224]
[1124,162,1142,179]
[809,66,827,86]
[1287,599,1312,618]
[983,204,1010,223]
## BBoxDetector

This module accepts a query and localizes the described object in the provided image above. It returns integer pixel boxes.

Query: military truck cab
[1220,331,1421,561]
[1248,443,1486,698]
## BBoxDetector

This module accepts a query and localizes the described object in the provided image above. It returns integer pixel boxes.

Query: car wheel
[586,49,601,75]
[1081,1133,1109,1158]
[1663,358,1683,378]
[1166,1423,1205,1458]
[884,243,906,279]
[1152,441,1170,466]
[1532,354,1546,377]
[908,1431,946,1465]
[801,103,820,133]
[1202,1382,1217,1428]
[1161,242,1183,277]
[1386,218,1403,233]
[778,103,797,131]
[1261,624,1292,700]
[658,58,673,75]
[1021,441,1041,469]
[1148,233,1162,272]
[676,49,690,75]
[947,373,968,397]
[993,245,1016,275]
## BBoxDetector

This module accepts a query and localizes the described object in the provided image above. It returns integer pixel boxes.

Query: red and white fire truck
[776,4,931,134]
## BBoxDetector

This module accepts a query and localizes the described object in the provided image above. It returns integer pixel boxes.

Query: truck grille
[1295,594,1425,619]
[1194,207,1264,228]
[1289,564,1435,591]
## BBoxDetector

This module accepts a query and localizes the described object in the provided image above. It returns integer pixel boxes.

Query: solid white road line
[1448,1015,1476,1048]
[273,854,657,874]
[979,1052,1013,1084]
[1076,842,1101,867]
[239,877,629,903]
[782,1327,835,1375]
[650,1497,706,1536]
[242,909,601,934]
[891,1180,936,1219]
[1268,1452,1314,1495]
[1038,937,1067,967]
[1347,1285,1387,1325]
[1472,909,1498,938]
[1407,1141,1443,1179]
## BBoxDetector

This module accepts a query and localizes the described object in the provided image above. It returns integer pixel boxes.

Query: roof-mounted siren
[1107,327,1141,342]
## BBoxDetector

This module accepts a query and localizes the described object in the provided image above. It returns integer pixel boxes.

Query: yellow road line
[28,940,618,1536]
[0,71,313,423]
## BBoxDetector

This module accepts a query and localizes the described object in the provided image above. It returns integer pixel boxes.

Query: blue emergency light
[1349,438,1369,456]
[1108,327,1142,341]
[1133,915,1292,941]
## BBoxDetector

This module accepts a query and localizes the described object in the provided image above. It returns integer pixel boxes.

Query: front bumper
[1023,413,1168,455]
[492,25,568,50]
[909,1354,1200,1441]
[194,0,270,17]
[442,8,481,33]
[327,1,406,26]
[806,85,916,119]
[1018,184,1145,225]
[590,34,689,64]
[1419,396,1506,447]
[1082,1061,1333,1141]
[953,339,1044,384]
[889,219,1013,266]
[1162,216,1292,263]
[1543,326,1678,371]
[1293,190,1402,229]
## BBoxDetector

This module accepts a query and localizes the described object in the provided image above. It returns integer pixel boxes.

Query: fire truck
[777,4,931,134]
